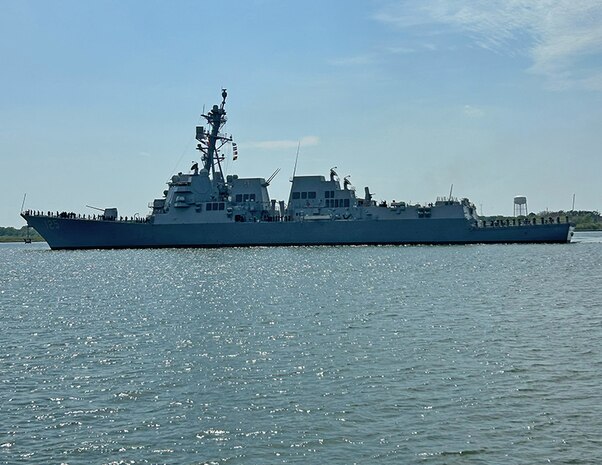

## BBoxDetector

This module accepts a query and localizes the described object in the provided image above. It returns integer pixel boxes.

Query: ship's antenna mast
[220,88,227,110]
[448,183,454,201]
[21,193,27,213]
[201,89,229,175]
[290,141,301,181]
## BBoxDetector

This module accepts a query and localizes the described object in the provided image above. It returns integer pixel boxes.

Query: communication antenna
[20,193,27,212]
[448,184,454,201]
[290,141,301,182]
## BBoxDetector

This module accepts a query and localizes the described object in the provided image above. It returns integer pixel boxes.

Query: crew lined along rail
[22,209,572,227]
[22,210,150,223]
[476,216,571,228]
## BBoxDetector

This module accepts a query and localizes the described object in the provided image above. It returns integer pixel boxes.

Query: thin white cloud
[463,105,484,118]
[330,43,436,67]
[575,71,602,92]
[386,46,417,55]
[246,135,319,150]
[374,0,602,90]
[330,54,376,66]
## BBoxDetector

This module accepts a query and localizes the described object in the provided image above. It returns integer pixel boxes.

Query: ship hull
[22,214,573,250]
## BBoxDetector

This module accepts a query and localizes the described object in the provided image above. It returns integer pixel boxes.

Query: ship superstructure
[21,91,573,249]
[150,90,275,225]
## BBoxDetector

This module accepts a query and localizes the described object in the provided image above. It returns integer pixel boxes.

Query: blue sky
[2,0,602,227]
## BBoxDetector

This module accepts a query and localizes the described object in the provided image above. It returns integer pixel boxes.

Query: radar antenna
[343,175,353,190]
[330,167,338,182]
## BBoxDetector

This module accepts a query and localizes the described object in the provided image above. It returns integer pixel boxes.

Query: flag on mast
[232,142,238,160]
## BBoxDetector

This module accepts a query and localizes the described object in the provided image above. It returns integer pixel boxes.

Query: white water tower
[514,195,527,217]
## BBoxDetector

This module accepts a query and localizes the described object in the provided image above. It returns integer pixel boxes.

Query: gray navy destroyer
[21,90,574,249]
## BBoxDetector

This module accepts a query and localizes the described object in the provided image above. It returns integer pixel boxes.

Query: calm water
[1,232,602,464]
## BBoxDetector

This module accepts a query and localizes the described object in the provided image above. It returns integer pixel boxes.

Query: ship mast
[196,89,231,178]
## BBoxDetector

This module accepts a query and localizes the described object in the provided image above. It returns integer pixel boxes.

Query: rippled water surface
[1,232,602,464]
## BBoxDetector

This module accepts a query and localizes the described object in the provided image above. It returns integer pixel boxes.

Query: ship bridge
[288,175,357,218]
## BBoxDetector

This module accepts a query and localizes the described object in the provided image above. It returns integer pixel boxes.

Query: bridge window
[206,202,225,211]
[237,193,257,202]
[294,191,318,200]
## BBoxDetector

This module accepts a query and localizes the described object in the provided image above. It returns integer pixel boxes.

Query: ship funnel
[279,200,286,219]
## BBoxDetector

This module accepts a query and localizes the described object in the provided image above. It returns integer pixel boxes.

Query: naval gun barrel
[85,205,105,212]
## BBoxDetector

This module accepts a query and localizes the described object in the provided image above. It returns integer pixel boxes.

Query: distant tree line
[562,210,601,230]
[0,226,43,242]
